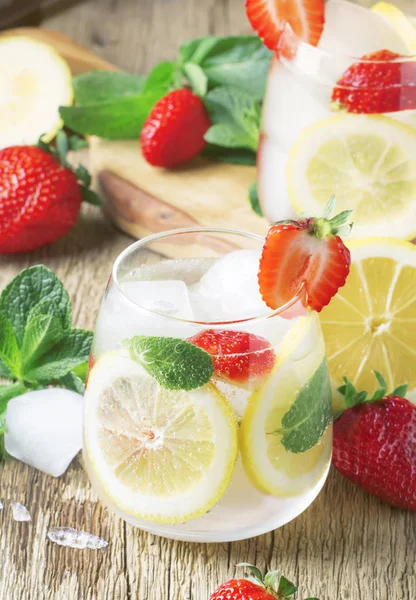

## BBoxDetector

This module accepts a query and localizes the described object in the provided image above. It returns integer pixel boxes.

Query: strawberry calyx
[237,563,315,600]
[37,131,102,206]
[336,371,408,418]
[304,195,354,240]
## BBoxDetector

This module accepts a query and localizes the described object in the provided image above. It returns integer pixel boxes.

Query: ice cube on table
[47,527,108,550]
[318,0,409,58]
[11,502,31,522]
[5,389,83,478]
[93,280,195,354]
[189,249,269,322]
[0,500,3,510]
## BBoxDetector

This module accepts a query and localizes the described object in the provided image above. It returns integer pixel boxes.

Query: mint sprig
[0,266,93,457]
[272,359,332,453]
[124,336,214,391]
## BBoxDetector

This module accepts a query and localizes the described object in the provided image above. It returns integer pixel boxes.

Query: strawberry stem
[336,371,408,416]
[311,196,354,239]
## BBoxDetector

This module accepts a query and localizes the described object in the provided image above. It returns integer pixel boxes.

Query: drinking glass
[258,0,416,240]
[84,228,332,542]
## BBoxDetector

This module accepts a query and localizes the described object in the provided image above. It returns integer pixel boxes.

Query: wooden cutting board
[0,27,268,242]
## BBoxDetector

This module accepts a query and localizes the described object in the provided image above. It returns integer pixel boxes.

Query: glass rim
[280,21,416,62]
[112,226,305,326]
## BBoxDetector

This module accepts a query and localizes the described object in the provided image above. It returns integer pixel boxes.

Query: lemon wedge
[287,114,416,240]
[371,2,416,54]
[0,36,73,149]
[240,315,332,497]
[84,351,238,524]
[320,237,416,409]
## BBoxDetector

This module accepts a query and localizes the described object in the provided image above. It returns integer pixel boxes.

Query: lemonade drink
[84,228,332,542]
[258,0,416,240]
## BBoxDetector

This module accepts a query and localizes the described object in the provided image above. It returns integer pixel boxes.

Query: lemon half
[320,237,416,408]
[372,2,416,54]
[84,351,238,524]
[0,37,73,149]
[287,114,416,240]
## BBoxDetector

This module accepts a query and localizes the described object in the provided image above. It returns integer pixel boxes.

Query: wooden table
[0,1,415,598]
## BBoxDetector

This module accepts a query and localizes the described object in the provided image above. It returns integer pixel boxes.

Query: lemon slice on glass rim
[371,2,416,54]
[84,350,238,524]
[0,36,73,149]
[287,114,416,240]
[320,237,416,409]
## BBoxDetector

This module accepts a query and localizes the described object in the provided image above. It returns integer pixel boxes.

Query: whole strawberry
[209,563,318,600]
[258,196,352,313]
[333,372,416,510]
[0,133,100,253]
[331,49,416,114]
[140,88,211,168]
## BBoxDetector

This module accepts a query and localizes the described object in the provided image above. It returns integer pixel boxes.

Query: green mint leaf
[71,361,88,383]
[0,314,22,378]
[0,382,27,413]
[60,88,166,140]
[202,145,257,165]
[0,266,71,345]
[27,297,71,332]
[204,87,260,152]
[249,181,263,216]
[277,575,297,598]
[73,70,146,104]
[143,61,181,93]
[178,35,272,100]
[23,329,93,382]
[274,359,332,453]
[59,372,85,394]
[183,63,208,97]
[21,315,64,373]
[125,336,213,391]
[0,360,12,380]
[68,134,89,151]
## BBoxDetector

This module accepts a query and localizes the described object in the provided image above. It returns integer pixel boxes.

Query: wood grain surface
[0,1,415,599]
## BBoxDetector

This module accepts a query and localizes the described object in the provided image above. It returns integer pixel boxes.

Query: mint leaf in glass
[125,336,214,391]
[0,265,71,345]
[204,86,261,152]
[0,314,22,379]
[274,359,332,453]
[73,70,146,104]
[183,63,208,97]
[59,372,85,394]
[21,315,64,373]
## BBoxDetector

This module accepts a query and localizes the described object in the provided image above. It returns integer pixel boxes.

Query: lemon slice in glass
[240,315,332,497]
[84,351,238,524]
[0,36,73,149]
[320,238,416,409]
[371,2,416,53]
[287,114,416,240]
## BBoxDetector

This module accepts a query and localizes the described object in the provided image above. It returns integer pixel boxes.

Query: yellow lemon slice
[240,315,332,497]
[0,36,73,149]
[372,2,416,54]
[320,237,416,409]
[287,114,416,240]
[84,351,238,524]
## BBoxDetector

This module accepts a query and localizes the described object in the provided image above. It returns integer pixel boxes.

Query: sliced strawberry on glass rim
[245,0,325,51]
[188,329,276,386]
[258,196,353,313]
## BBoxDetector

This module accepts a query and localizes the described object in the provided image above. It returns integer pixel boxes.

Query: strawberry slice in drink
[245,0,325,51]
[188,330,276,386]
[258,197,353,313]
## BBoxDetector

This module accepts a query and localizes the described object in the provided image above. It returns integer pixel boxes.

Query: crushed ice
[47,527,108,550]
[12,502,31,522]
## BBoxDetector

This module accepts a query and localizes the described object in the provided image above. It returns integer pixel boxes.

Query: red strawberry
[258,197,352,313]
[331,49,416,114]
[188,330,275,386]
[333,373,416,511]
[245,0,325,52]
[140,88,211,168]
[209,563,317,599]
[0,135,99,254]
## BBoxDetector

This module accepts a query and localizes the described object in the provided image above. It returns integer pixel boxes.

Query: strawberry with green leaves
[209,564,318,600]
[0,132,100,254]
[258,197,352,313]
[333,372,416,511]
